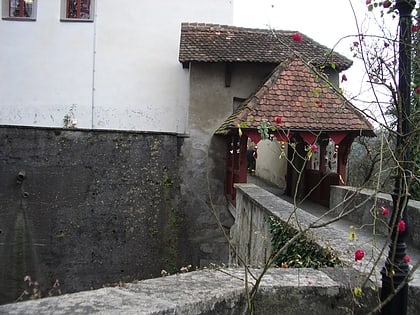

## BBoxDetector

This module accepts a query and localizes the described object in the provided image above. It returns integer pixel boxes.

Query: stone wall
[230,184,420,313]
[229,185,273,267]
[178,62,277,267]
[0,126,190,305]
[1,183,420,314]
[330,186,420,248]
[0,268,378,315]
[230,184,360,267]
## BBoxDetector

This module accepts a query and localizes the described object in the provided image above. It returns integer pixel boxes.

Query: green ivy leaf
[311,87,322,97]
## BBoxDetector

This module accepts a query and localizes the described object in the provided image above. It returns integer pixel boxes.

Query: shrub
[269,217,341,268]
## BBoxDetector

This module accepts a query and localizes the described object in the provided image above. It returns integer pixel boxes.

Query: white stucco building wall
[255,139,287,190]
[0,0,233,133]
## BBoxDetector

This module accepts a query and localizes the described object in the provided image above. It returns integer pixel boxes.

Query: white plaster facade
[255,139,288,190]
[0,0,233,133]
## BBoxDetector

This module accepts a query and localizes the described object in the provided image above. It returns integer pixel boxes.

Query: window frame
[60,0,94,22]
[2,0,37,21]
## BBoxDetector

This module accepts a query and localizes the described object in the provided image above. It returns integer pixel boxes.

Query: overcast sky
[233,0,396,56]
[232,0,401,123]
[233,0,375,57]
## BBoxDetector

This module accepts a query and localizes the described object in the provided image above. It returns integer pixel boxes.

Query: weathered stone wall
[330,185,420,248]
[0,268,379,315]
[230,184,420,313]
[230,184,359,268]
[178,62,277,267]
[229,185,272,267]
[0,126,190,305]
[1,183,419,314]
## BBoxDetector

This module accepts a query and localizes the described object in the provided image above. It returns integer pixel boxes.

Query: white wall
[0,0,233,132]
[255,139,287,190]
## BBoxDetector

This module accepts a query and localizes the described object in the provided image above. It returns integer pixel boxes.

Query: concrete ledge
[0,268,378,315]
[330,186,420,249]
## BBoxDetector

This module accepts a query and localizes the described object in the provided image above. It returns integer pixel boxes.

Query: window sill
[60,18,94,23]
[2,16,36,21]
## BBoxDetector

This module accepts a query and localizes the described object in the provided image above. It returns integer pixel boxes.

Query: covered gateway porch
[222,129,358,207]
[216,58,375,207]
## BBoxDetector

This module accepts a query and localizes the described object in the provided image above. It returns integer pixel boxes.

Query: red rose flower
[381,206,390,216]
[415,87,420,95]
[403,255,411,263]
[274,116,283,124]
[292,33,303,43]
[355,249,365,261]
[398,220,406,232]
[412,25,419,32]
[310,144,318,153]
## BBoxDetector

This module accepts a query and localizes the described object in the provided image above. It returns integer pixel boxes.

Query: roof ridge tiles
[181,22,297,34]
[179,22,352,70]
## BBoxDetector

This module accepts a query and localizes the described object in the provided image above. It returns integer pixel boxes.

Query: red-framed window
[62,0,94,21]
[2,0,36,19]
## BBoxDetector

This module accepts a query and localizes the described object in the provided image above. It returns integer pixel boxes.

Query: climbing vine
[269,217,341,269]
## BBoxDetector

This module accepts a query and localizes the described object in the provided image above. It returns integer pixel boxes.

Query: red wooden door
[225,135,247,205]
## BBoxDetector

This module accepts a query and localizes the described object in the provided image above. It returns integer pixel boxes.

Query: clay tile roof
[179,22,352,71]
[215,57,375,136]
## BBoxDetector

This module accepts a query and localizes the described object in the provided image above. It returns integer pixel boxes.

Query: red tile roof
[179,23,352,71]
[216,57,374,136]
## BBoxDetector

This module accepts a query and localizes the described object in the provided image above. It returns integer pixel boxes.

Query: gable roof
[215,57,374,137]
[179,23,352,71]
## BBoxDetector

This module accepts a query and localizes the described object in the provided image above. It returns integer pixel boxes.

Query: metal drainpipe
[380,1,415,314]
[90,0,98,129]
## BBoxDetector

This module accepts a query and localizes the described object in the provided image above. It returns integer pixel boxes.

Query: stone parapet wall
[0,268,378,315]
[330,186,420,249]
[231,184,420,313]
[229,185,273,267]
[231,184,361,267]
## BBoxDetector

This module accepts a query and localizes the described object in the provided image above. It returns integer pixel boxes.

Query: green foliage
[257,121,276,140]
[269,217,341,269]
[310,87,322,97]
[63,105,77,128]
